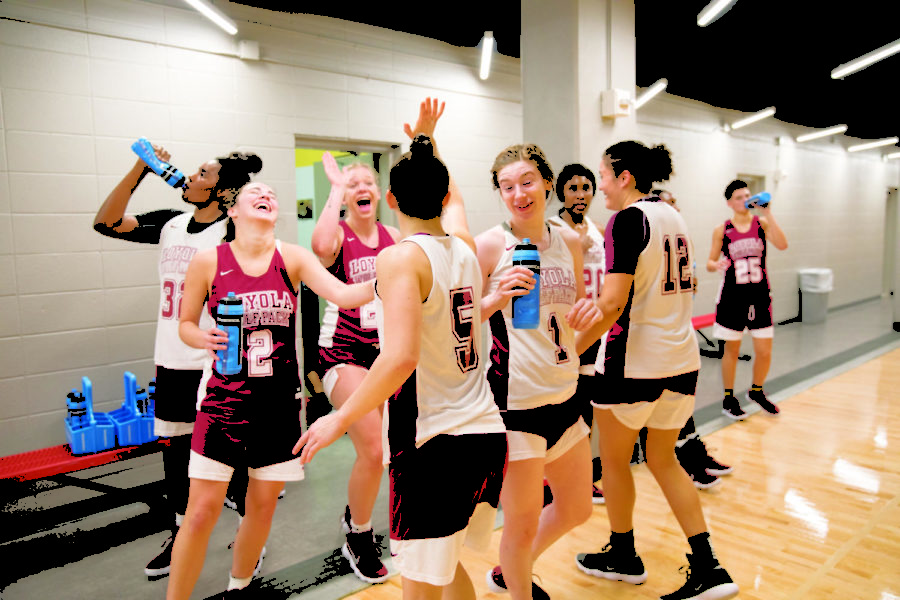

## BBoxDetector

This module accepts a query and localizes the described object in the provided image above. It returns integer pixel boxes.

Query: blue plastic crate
[109,372,157,446]
[64,377,116,455]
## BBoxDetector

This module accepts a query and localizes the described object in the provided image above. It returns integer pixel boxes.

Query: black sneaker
[747,389,779,416]
[675,439,726,488]
[660,554,738,600]
[217,580,259,598]
[592,484,605,505]
[704,452,733,476]
[145,531,176,576]
[690,468,722,490]
[721,395,746,421]
[575,543,648,584]
[339,504,351,534]
[485,566,550,599]
[343,529,389,584]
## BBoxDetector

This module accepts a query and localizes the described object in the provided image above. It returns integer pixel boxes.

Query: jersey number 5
[661,235,692,295]
[450,287,479,373]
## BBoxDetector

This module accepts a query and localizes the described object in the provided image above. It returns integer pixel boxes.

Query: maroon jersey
[715,216,773,332]
[318,221,393,364]
[193,242,300,468]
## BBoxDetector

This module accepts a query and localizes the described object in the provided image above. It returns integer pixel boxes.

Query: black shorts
[715,293,773,332]
[592,371,699,406]
[389,432,507,541]
[154,366,202,424]
[318,339,380,373]
[501,393,584,449]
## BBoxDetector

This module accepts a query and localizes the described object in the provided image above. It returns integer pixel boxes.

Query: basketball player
[167,181,374,598]
[296,100,507,600]
[548,163,607,504]
[709,180,788,419]
[574,141,738,600]
[477,145,600,600]
[311,140,402,583]
[93,146,261,577]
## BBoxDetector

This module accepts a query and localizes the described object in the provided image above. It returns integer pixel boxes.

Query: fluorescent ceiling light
[726,106,775,131]
[885,151,900,160]
[848,137,898,152]
[796,125,848,143]
[698,0,738,26]
[479,31,494,80]
[183,0,238,35]
[832,38,900,78]
[634,78,668,109]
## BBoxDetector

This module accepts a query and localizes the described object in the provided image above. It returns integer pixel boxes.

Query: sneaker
[721,395,746,421]
[660,554,739,600]
[145,531,176,576]
[676,438,730,483]
[747,389,779,416]
[224,496,238,511]
[343,529,389,584]
[218,580,259,598]
[704,452,733,476]
[575,543,648,585]
[592,484,605,505]
[690,468,722,490]
[339,504,352,534]
[485,566,550,600]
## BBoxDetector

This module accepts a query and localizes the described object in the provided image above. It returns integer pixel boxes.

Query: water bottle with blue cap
[131,137,187,189]
[511,238,540,329]
[745,191,771,209]
[215,292,244,375]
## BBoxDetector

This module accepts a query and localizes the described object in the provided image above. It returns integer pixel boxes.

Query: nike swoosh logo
[347,237,356,242]
[220,270,233,276]
[506,243,517,251]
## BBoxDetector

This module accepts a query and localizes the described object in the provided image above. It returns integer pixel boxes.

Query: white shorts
[507,418,590,463]
[597,390,695,431]
[390,502,496,586]
[321,364,346,399]
[713,323,774,341]
[188,450,305,482]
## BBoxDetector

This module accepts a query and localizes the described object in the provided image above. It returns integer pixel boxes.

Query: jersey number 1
[661,235,692,295]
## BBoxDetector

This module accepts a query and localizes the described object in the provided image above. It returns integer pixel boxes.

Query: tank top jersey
[548,214,606,367]
[203,242,300,400]
[718,216,770,302]
[485,224,579,411]
[155,213,226,369]
[378,235,505,463]
[600,199,701,379]
[318,221,394,348]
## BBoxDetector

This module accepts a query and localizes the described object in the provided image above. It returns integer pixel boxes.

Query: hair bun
[238,152,263,175]
[410,134,435,159]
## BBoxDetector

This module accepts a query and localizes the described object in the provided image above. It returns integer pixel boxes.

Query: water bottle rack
[64,373,157,455]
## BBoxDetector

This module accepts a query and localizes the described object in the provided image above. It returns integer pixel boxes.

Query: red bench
[693,313,750,360]
[0,438,169,482]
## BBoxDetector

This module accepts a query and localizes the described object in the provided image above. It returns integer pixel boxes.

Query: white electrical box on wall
[601,89,632,118]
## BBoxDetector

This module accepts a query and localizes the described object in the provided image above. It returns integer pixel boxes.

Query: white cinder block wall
[1,1,898,454]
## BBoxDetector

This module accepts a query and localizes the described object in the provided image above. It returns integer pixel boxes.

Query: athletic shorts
[188,450,303,482]
[154,366,202,437]
[389,432,507,543]
[597,389,695,431]
[592,371,699,405]
[191,387,303,474]
[715,293,773,338]
[502,394,589,462]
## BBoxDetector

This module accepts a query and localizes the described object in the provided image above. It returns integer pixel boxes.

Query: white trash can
[798,268,833,323]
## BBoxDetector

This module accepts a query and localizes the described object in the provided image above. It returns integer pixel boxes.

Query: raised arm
[309,151,347,267]
[759,205,788,251]
[94,145,171,236]
[285,243,374,308]
[706,224,728,272]
[294,244,424,462]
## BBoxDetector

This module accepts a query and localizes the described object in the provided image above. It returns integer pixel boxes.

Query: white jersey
[485,224,579,410]
[378,235,505,463]
[601,199,701,379]
[154,213,225,369]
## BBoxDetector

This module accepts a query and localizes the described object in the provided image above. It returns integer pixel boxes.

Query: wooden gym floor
[344,347,900,600]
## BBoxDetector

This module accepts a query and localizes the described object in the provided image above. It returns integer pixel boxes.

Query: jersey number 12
[661,235,693,295]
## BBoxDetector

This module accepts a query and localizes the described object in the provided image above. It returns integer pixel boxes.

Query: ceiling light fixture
[832,38,900,79]
[848,137,899,153]
[182,0,238,35]
[634,78,668,109]
[796,125,848,143]
[479,31,495,80]
[725,106,775,131]
[885,151,900,160]
[697,0,739,27]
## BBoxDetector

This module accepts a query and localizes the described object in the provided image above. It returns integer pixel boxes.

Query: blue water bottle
[215,292,244,375]
[745,191,771,209]
[131,137,187,189]
[511,238,541,329]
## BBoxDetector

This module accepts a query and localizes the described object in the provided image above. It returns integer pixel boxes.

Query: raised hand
[488,266,536,311]
[322,151,345,189]
[403,97,446,141]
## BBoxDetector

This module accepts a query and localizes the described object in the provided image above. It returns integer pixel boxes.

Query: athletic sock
[687,532,718,568]
[750,384,763,393]
[724,388,734,397]
[227,574,252,590]
[350,519,372,534]
[610,530,636,555]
